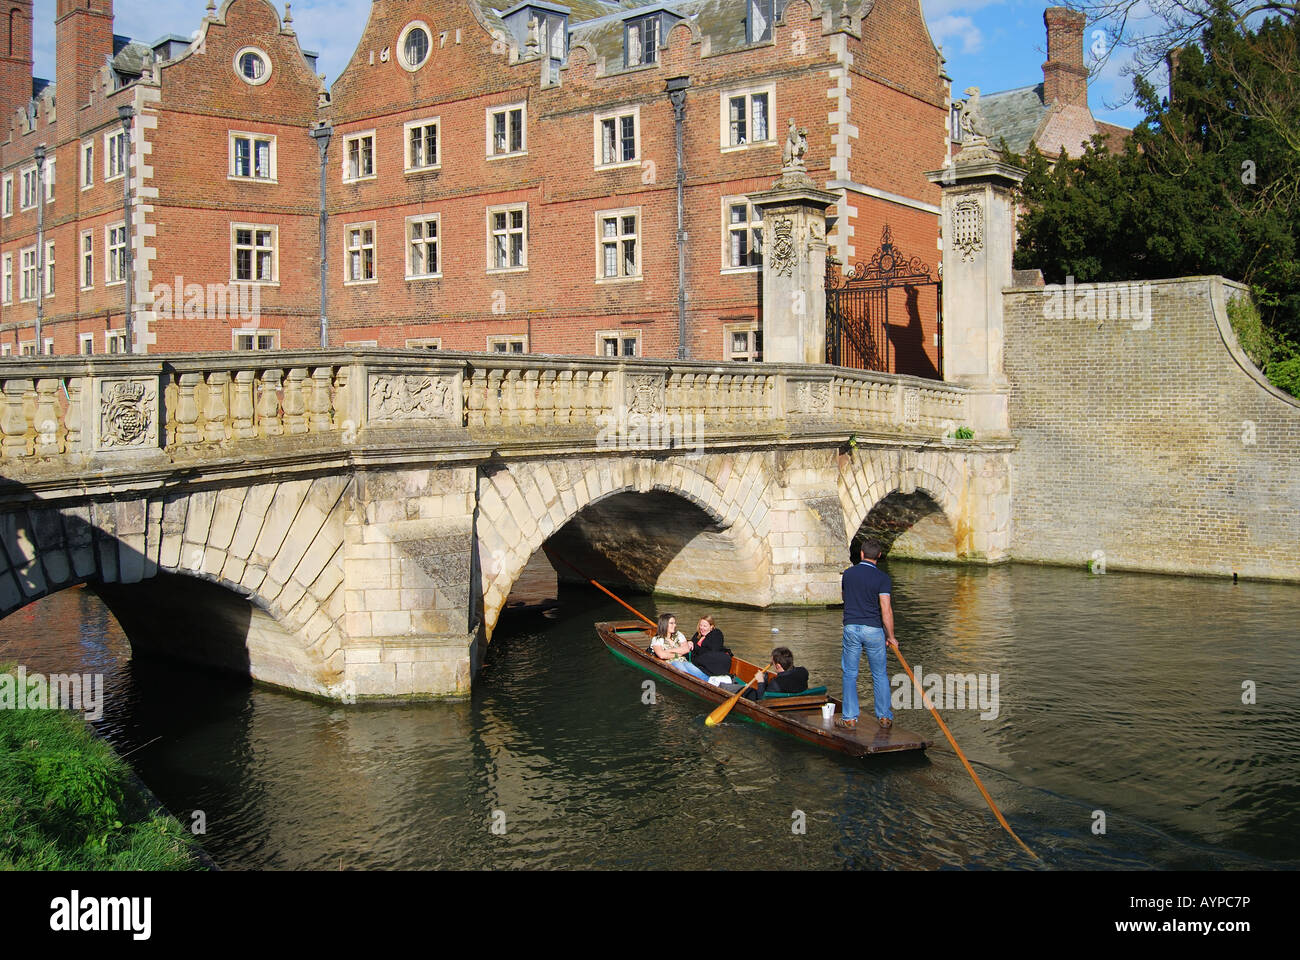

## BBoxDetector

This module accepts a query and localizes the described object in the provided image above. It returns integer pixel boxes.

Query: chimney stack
[1042,6,1088,108]
[56,0,116,131]
[0,1,34,123]
[1165,47,1184,104]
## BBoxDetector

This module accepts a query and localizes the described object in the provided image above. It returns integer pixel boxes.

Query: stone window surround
[596,328,641,357]
[403,116,441,172]
[344,221,378,285]
[487,334,528,353]
[104,129,127,182]
[233,329,281,351]
[723,319,761,361]
[228,131,278,183]
[405,213,441,280]
[230,222,279,285]
[593,105,641,169]
[486,203,528,273]
[105,221,126,286]
[721,196,763,273]
[342,130,377,183]
[486,103,527,159]
[719,84,776,151]
[81,140,94,189]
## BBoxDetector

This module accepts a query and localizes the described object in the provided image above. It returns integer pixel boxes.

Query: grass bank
[0,664,205,870]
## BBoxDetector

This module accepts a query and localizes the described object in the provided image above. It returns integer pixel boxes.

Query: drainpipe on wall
[117,105,135,354]
[667,76,690,359]
[310,122,333,348]
[34,144,45,355]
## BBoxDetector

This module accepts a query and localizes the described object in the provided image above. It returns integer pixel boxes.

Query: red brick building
[0,0,951,369]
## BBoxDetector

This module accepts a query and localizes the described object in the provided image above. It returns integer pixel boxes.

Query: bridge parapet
[0,352,992,486]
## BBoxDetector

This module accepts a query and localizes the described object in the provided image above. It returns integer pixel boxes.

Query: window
[107,223,126,285]
[19,246,36,301]
[399,22,431,71]
[20,342,35,356]
[344,340,378,348]
[105,129,126,181]
[81,141,94,189]
[2,175,10,216]
[42,337,53,356]
[404,118,440,172]
[234,46,271,85]
[487,336,527,353]
[2,344,11,356]
[1,254,11,304]
[345,223,377,283]
[79,333,94,355]
[232,224,276,283]
[487,204,527,271]
[234,330,279,351]
[597,330,640,357]
[722,87,773,149]
[723,198,763,271]
[343,132,376,182]
[487,104,525,157]
[595,108,639,168]
[747,0,774,43]
[44,157,54,202]
[597,208,640,280]
[724,322,762,361]
[20,166,37,210]
[406,215,440,279]
[44,241,53,296]
[106,330,127,354]
[405,338,441,350]
[230,132,276,181]
[625,15,659,67]
[80,231,93,289]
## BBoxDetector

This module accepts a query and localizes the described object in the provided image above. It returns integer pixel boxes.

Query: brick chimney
[56,0,116,130]
[1042,6,1088,108]
[0,1,34,123]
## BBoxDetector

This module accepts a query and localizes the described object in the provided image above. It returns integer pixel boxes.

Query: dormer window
[501,3,570,84]
[747,0,774,43]
[626,15,659,67]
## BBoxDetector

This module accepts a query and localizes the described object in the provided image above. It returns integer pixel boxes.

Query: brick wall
[1004,275,1300,582]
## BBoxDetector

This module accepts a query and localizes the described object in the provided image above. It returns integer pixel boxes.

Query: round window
[233,47,272,86]
[399,22,431,71]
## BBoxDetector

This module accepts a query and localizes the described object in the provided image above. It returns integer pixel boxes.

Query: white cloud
[929,14,984,56]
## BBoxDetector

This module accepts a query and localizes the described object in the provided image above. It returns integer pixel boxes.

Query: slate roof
[976,83,1049,156]
[481,0,860,73]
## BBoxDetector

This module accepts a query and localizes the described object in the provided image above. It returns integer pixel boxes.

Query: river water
[1,558,1296,870]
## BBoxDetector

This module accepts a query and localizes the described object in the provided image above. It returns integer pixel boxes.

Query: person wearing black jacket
[688,616,733,677]
[743,647,808,701]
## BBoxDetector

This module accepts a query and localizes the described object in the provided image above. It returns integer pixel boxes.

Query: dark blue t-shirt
[842,561,892,626]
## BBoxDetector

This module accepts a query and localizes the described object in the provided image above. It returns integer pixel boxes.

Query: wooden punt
[596,620,931,757]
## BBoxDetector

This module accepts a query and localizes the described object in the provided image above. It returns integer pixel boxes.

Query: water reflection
[0,562,1296,870]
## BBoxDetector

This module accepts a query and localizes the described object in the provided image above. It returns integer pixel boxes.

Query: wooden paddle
[704,663,772,727]
[891,645,1039,860]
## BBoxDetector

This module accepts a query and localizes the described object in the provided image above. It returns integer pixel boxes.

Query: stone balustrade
[0,351,989,474]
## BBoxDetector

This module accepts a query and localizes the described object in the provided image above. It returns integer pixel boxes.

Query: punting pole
[892,645,1039,860]
[548,552,655,628]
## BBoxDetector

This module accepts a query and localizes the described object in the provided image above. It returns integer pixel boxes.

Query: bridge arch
[476,454,774,635]
[0,476,349,697]
[837,448,971,559]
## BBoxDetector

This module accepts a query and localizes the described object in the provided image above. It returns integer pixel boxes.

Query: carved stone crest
[627,375,664,416]
[771,218,795,277]
[903,387,920,425]
[952,197,983,261]
[368,374,457,422]
[796,381,831,415]
[98,378,158,450]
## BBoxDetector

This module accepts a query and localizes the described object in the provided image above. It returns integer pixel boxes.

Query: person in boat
[650,613,711,682]
[838,537,898,731]
[688,616,733,678]
[743,646,809,701]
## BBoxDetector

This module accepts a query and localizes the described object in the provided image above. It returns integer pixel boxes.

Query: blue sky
[31,0,1146,127]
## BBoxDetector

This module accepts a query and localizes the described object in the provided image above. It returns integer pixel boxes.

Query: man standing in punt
[837,537,898,730]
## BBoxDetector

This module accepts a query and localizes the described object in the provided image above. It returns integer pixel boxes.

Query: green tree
[1013,5,1300,351]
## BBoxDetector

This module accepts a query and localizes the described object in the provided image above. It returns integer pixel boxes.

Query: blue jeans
[670,659,711,682]
[842,624,892,722]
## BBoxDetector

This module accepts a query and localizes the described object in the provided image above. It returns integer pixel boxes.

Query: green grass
[0,665,205,870]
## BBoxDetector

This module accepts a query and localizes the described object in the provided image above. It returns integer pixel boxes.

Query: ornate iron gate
[826,225,942,376]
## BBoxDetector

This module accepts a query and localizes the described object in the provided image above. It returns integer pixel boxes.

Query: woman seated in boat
[650,613,711,682]
[688,616,733,678]
[743,647,810,701]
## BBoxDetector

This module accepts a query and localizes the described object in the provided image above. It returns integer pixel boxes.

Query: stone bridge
[0,351,1012,700]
